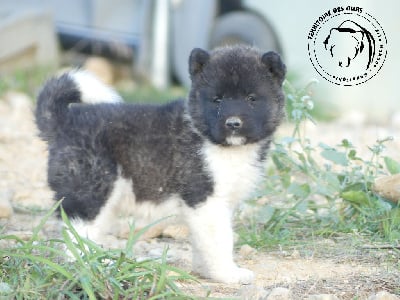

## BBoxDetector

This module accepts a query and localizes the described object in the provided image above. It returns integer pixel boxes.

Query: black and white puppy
[36,45,286,284]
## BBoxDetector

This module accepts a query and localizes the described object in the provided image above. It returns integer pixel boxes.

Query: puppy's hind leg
[184,199,254,284]
[65,175,136,251]
[81,176,137,249]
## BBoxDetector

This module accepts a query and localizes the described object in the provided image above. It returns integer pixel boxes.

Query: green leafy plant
[239,79,400,248]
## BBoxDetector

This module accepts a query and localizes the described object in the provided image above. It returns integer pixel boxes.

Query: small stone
[139,225,164,239]
[368,291,400,300]
[0,190,14,218]
[162,224,189,239]
[267,287,292,300]
[84,56,115,85]
[307,295,339,300]
[239,244,257,257]
[373,174,400,204]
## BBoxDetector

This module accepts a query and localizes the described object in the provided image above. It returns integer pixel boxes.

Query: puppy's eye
[246,94,256,102]
[213,95,223,103]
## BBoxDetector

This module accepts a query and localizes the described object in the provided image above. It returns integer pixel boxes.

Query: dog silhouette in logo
[323,20,375,69]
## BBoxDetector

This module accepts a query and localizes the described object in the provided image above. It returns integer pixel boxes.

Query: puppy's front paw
[213,266,254,284]
[231,267,254,284]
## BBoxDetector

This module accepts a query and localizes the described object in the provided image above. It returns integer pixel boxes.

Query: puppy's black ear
[189,48,210,76]
[261,51,286,85]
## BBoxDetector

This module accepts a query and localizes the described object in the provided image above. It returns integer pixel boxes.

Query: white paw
[212,266,254,284]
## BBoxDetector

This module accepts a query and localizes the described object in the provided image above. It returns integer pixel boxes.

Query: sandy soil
[0,91,399,299]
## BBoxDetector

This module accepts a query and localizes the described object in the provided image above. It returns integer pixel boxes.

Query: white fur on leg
[68,173,182,249]
[66,175,135,250]
[68,70,123,104]
[184,199,254,284]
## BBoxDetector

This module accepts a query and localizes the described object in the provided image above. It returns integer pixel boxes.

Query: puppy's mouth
[225,135,246,146]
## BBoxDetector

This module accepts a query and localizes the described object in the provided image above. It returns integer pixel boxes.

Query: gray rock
[373,174,400,204]
[240,244,257,257]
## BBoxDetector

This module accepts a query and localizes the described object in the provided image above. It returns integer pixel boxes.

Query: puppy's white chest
[202,142,264,204]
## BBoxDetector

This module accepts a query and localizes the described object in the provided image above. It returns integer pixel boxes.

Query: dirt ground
[0,91,400,299]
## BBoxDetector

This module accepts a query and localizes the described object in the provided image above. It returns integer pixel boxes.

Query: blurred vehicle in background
[2,0,398,121]
[0,0,283,88]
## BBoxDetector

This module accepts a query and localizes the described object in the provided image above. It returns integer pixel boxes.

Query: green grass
[0,66,54,98]
[0,203,200,299]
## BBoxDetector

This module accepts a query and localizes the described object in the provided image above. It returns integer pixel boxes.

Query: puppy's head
[187,45,286,146]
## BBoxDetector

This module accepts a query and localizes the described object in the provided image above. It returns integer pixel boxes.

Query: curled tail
[35,70,122,141]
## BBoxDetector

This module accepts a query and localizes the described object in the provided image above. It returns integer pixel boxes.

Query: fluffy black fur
[36,45,286,221]
[188,46,286,146]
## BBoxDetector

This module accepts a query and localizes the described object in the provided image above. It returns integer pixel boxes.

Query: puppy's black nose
[225,116,243,129]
